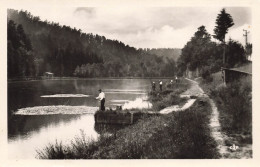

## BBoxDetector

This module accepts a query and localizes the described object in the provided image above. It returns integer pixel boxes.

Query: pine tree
[213,8,234,65]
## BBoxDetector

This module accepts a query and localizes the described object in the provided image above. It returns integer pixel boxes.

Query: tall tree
[178,26,211,71]
[213,8,234,65]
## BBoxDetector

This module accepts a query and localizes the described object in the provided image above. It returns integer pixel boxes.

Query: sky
[12,6,251,49]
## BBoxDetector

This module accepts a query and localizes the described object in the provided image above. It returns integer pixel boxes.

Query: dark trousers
[160,85,162,91]
[101,98,105,111]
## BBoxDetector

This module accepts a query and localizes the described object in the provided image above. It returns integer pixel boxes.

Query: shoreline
[8,76,177,83]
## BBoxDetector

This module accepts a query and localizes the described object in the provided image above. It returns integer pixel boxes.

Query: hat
[98,89,102,91]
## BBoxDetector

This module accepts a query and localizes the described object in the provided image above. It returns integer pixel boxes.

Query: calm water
[8,78,161,159]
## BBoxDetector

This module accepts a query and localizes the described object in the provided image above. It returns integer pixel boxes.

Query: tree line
[7,9,177,78]
[8,20,35,78]
[177,8,252,78]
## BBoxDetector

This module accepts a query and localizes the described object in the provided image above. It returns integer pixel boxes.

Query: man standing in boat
[96,89,105,111]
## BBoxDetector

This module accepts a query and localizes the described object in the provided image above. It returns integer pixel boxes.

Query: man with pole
[96,89,106,111]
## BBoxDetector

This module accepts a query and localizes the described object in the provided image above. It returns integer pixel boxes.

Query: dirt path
[185,78,230,157]
[184,78,236,158]
[183,78,252,158]
[160,78,205,114]
[159,78,236,158]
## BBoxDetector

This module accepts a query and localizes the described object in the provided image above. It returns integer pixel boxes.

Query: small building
[221,62,252,84]
[44,72,54,79]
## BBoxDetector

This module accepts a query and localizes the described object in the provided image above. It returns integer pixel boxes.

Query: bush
[201,66,213,82]
[211,76,252,136]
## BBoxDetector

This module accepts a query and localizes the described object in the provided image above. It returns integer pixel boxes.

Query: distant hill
[7,9,177,78]
[143,48,181,61]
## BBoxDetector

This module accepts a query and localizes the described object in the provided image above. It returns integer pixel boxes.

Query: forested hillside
[7,9,177,78]
[142,48,181,61]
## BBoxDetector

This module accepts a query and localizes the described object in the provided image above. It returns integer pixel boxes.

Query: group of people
[152,76,179,91]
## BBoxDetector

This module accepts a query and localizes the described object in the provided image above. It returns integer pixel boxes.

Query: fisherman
[96,89,106,111]
[159,80,163,91]
[152,81,156,91]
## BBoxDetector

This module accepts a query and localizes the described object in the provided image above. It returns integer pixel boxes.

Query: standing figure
[159,80,163,91]
[175,76,178,83]
[96,89,106,111]
[152,81,156,91]
[170,80,173,88]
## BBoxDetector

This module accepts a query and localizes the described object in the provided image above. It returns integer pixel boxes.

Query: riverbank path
[159,78,230,158]
[159,78,205,114]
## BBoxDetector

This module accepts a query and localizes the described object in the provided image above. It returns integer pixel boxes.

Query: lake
[8,78,168,159]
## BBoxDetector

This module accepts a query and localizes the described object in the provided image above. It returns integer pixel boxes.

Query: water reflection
[8,115,81,140]
[8,114,98,159]
[8,79,154,159]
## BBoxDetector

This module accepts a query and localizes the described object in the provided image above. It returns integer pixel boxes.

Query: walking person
[96,89,105,111]
[152,81,156,91]
[170,80,173,89]
[159,80,163,91]
[175,76,178,83]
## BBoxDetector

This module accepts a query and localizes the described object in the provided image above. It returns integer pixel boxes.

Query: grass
[199,73,252,145]
[37,98,219,159]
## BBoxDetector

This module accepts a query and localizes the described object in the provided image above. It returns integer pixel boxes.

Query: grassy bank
[37,96,219,159]
[149,78,190,111]
[199,73,252,146]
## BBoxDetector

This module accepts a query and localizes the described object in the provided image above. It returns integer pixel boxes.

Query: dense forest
[141,48,181,61]
[7,9,178,78]
[8,20,35,77]
[176,8,251,78]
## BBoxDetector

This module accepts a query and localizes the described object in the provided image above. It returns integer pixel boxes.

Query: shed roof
[222,62,252,75]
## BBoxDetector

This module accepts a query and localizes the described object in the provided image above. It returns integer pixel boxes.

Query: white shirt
[96,92,105,100]
[160,81,163,85]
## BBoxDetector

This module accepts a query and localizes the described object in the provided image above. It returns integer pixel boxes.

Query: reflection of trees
[8,114,81,139]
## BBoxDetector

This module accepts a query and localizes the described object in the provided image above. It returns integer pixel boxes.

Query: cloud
[14,6,252,48]
[98,25,197,48]
[74,7,96,18]
[226,7,251,28]
[73,7,227,48]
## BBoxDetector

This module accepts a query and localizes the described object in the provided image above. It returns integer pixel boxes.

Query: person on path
[170,80,173,88]
[159,80,163,91]
[175,76,178,83]
[96,89,105,111]
[152,81,156,91]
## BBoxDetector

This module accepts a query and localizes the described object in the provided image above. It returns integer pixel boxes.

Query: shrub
[201,66,213,82]
[211,76,252,136]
